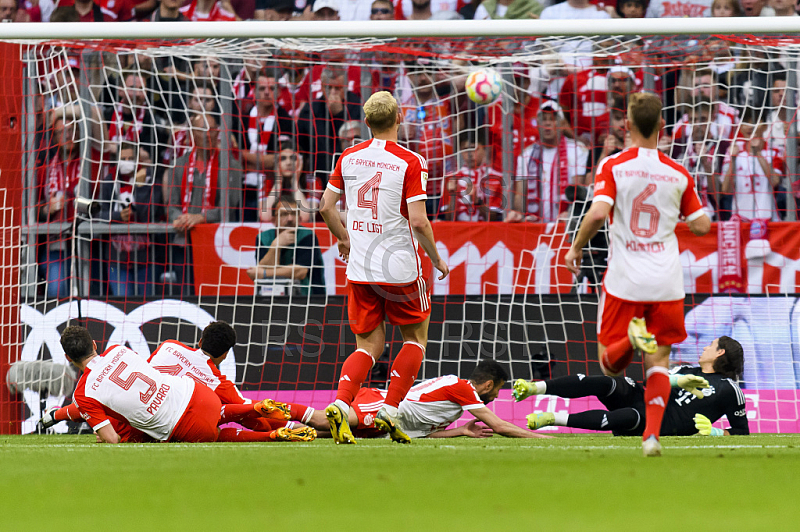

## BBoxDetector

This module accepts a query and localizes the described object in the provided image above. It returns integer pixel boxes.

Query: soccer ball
[465,69,502,105]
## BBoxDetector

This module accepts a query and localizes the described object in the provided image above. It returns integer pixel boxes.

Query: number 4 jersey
[593,147,704,302]
[72,345,195,441]
[328,138,428,285]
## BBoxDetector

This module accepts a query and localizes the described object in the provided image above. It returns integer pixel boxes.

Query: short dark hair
[201,321,237,358]
[615,0,647,17]
[272,194,298,216]
[279,139,297,153]
[772,71,787,85]
[60,325,95,363]
[458,128,488,150]
[628,92,662,139]
[714,336,744,380]
[469,359,509,386]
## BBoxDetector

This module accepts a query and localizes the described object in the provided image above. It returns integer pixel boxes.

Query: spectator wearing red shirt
[179,0,238,20]
[440,130,505,221]
[487,64,541,173]
[240,70,295,222]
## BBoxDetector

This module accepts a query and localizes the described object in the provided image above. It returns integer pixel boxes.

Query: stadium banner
[17,294,800,434]
[191,221,800,296]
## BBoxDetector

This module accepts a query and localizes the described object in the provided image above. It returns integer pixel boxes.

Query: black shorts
[600,376,646,437]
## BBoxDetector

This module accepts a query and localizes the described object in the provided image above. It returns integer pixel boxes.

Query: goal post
[2,21,800,434]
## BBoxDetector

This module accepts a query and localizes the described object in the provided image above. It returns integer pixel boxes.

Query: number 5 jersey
[72,345,195,441]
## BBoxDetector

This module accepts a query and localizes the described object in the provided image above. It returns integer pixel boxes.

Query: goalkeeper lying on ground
[514,337,749,436]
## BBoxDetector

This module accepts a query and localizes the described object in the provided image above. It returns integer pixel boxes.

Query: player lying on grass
[514,337,748,437]
[42,321,316,437]
[58,325,316,443]
[301,359,550,439]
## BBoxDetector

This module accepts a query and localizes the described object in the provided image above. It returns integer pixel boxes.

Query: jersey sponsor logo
[625,240,666,253]
[734,409,746,417]
[595,180,606,191]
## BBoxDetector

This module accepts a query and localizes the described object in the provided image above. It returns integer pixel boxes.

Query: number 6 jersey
[328,138,428,285]
[72,345,195,441]
[593,147,704,302]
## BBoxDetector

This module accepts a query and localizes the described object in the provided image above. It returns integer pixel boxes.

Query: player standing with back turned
[319,91,449,444]
[565,92,711,457]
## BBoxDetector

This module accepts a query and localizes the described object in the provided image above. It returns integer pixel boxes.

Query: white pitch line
[1,443,796,450]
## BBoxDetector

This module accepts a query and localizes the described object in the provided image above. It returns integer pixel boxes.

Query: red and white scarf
[47,150,81,205]
[179,0,236,21]
[181,148,218,214]
[109,105,145,144]
[525,136,570,222]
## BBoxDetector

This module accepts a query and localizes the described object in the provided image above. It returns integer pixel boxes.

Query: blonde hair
[628,92,662,139]
[363,91,398,134]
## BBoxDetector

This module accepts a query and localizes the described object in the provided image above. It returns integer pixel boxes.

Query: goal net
[3,26,800,434]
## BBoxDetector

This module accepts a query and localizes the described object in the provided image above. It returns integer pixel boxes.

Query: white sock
[535,382,547,394]
[334,399,349,413]
[381,404,398,417]
[553,412,569,426]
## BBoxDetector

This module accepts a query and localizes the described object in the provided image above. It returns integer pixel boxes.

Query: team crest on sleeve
[421,171,428,190]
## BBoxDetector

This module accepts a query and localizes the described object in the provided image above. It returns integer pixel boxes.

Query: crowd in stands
[22,0,800,299]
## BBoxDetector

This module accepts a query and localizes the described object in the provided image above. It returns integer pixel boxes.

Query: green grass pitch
[2,434,800,531]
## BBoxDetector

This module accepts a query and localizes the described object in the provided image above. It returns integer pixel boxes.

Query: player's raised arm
[407,200,449,280]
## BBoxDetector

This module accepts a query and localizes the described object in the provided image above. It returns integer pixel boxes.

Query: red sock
[643,366,671,441]
[335,349,374,405]
[289,403,312,423]
[601,338,633,374]
[384,341,425,408]
[220,404,260,424]
[54,404,80,422]
[217,427,279,442]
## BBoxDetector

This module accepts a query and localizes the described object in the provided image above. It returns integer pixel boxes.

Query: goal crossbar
[2,18,800,41]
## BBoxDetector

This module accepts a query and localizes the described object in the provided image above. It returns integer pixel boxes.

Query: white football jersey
[148,340,247,405]
[397,375,485,438]
[721,140,782,222]
[593,147,705,302]
[328,138,428,285]
[72,345,195,441]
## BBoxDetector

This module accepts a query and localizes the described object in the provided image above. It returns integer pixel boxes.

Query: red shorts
[597,291,687,347]
[350,387,386,438]
[347,279,431,335]
[169,383,222,443]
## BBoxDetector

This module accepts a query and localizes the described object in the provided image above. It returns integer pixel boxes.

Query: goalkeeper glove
[670,374,709,399]
[694,413,724,436]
